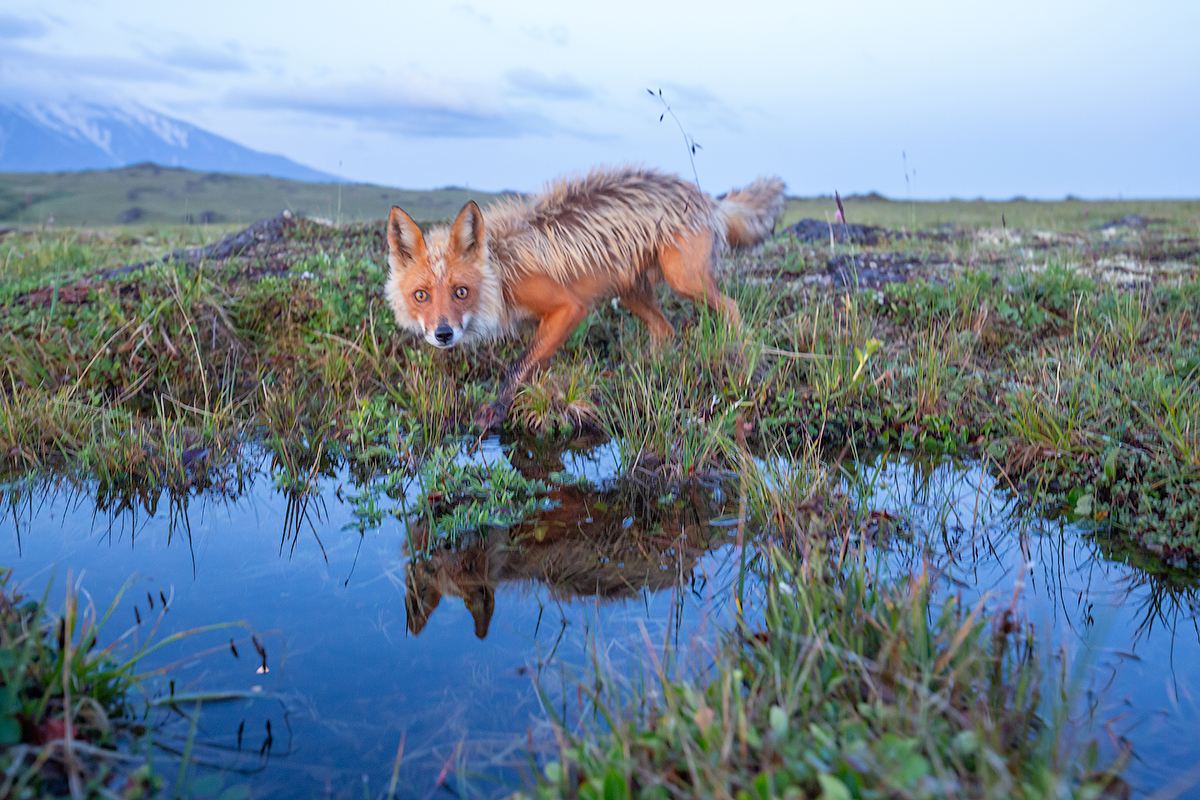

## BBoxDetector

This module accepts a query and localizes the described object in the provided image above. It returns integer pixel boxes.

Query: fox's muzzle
[424,314,466,349]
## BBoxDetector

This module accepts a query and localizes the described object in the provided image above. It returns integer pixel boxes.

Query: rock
[17,282,93,307]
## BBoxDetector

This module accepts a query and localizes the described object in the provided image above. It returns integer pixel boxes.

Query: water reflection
[0,439,745,797]
[404,482,728,639]
[2,445,1198,797]
[858,455,1200,650]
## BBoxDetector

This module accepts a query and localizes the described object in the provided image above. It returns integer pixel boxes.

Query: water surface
[3,439,744,798]
[3,444,1198,797]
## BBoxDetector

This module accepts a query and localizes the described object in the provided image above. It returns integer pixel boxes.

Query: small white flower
[778,581,794,596]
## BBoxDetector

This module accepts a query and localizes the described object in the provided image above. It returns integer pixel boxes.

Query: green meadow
[781,195,1200,232]
[0,163,502,227]
[1,179,1198,798]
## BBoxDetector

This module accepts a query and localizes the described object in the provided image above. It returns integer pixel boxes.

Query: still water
[2,441,1198,798]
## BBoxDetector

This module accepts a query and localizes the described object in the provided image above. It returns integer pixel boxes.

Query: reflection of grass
[1091,530,1200,645]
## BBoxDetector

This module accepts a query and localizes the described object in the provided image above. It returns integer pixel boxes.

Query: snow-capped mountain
[0,102,339,182]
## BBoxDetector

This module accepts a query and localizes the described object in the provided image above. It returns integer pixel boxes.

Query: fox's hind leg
[619,278,675,344]
[658,228,741,330]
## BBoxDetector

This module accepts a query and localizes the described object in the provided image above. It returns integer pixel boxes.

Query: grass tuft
[523,547,1124,800]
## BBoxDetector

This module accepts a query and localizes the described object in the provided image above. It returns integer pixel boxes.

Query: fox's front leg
[474,299,588,430]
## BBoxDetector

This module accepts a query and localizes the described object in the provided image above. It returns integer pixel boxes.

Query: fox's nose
[434,323,454,345]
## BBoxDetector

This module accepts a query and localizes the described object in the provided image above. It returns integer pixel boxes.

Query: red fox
[385,165,785,429]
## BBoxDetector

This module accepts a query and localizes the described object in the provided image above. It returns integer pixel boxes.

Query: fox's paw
[473,401,508,431]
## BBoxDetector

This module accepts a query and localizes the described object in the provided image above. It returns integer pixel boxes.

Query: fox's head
[384,201,503,348]
[404,551,496,639]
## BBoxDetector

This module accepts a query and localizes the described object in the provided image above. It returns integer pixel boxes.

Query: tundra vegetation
[0,194,1197,798]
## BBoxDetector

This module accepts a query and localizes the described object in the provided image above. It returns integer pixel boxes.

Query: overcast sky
[1,0,1197,198]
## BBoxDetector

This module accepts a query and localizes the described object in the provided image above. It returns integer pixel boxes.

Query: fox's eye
[413,289,429,303]
[454,286,469,300]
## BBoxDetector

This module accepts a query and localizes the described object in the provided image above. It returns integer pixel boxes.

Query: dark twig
[647,89,701,191]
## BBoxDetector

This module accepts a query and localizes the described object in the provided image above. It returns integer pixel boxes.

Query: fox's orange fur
[385,165,785,429]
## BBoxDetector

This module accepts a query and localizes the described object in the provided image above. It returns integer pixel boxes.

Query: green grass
[7,165,1197,233]
[779,196,1200,232]
[520,546,1122,800]
[0,567,254,798]
[5,198,1194,796]
[0,164,503,227]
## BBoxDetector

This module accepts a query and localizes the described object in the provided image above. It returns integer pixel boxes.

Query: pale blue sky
[1,0,1197,197]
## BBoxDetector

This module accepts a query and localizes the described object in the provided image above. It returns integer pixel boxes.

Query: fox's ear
[404,560,440,636]
[449,200,484,261]
[387,206,426,270]
[469,586,495,640]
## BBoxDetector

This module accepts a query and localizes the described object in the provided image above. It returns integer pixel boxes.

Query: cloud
[0,14,48,40]
[522,25,568,45]
[0,43,185,83]
[451,4,493,25]
[656,83,720,110]
[225,81,551,139]
[505,69,592,101]
[157,44,248,73]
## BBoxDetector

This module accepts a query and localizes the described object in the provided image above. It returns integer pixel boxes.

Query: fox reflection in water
[403,483,727,639]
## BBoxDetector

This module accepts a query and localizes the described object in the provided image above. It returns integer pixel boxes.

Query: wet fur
[385,165,785,427]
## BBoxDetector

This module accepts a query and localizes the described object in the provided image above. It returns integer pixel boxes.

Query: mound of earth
[1101,214,1147,229]
[99,212,299,279]
[784,218,890,245]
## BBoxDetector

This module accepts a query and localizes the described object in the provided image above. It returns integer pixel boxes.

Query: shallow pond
[2,441,1198,798]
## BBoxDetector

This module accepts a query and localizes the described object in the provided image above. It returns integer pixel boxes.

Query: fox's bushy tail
[715,177,787,249]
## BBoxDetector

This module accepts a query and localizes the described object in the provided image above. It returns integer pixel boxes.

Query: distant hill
[0,164,503,226]
[0,101,337,183]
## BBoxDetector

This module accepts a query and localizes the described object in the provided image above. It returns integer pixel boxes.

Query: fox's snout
[425,315,469,349]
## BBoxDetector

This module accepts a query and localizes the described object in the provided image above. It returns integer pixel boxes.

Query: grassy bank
[1,206,1197,557]
[4,203,1195,795]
